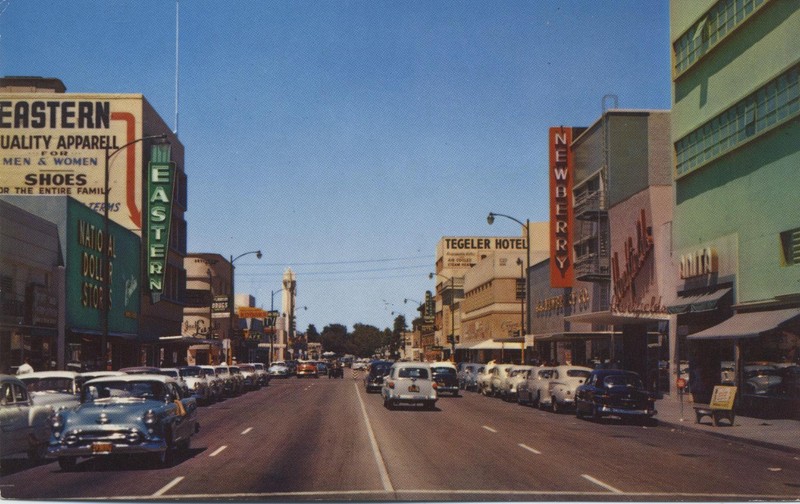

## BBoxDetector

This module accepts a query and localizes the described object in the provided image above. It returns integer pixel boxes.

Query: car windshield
[567,370,591,378]
[240,365,255,372]
[84,380,166,402]
[181,367,203,377]
[21,377,75,393]
[371,364,391,375]
[603,374,643,388]
[398,367,429,379]
[157,370,179,378]
[432,367,456,376]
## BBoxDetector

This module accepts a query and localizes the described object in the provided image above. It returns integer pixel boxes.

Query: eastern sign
[549,127,574,287]
[146,160,176,298]
[0,95,147,231]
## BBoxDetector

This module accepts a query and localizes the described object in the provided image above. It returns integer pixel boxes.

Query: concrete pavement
[656,394,800,454]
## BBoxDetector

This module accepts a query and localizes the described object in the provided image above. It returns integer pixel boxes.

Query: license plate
[408,385,420,392]
[92,442,113,454]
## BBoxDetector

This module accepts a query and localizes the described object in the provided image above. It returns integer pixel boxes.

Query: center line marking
[241,427,253,435]
[582,474,623,494]
[153,476,184,497]
[209,445,227,457]
[354,382,394,492]
[518,443,541,454]
[482,425,497,433]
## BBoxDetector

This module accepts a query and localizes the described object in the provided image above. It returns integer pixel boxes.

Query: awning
[668,288,731,314]
[533,331,620,342]
[158,335,221,346]
[688,307,800,340]
[468,339,519,350]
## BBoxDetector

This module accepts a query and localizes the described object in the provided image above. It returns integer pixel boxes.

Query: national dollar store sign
[146,160,176,301]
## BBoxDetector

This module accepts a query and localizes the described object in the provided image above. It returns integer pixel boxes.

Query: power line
[246,254,434,267]
[236,264,430,276]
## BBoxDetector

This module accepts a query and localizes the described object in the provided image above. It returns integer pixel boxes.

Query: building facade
[670,0,800,416]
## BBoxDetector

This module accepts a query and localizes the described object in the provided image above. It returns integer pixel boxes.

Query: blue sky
[1,0,671,332]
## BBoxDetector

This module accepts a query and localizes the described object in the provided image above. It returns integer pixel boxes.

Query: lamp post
[228,250,262,364]
[102,134,167,370]
[429,272,456,362]
[487,212,530,336]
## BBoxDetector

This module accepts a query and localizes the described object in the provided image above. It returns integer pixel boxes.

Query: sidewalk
[656,395,800,454]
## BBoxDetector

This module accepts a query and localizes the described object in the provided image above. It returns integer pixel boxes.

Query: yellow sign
[709,385,737,410]
[238,307,268,319]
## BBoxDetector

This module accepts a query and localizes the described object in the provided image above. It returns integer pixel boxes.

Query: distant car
[381,362,437,410]
[430,362,459,397]
[18,371,81,412]
[214,365,239,396]
[517,367,555,407]
[248,363,270,387]
[743,364,782,395]
[120,366,162,374]
[268,363,290,378]
[228,366,246,393]
[352,360,368,371]
[76,371,126,390]
[476,363,497,395]
[0,374,53,462]
[157,368,191,396]
[364,361,393,393]
[547,365,593,413]
[47,374,199,470]
[501,366,535,401]
[198,365,224,401]
[488,364,514,397]
[237,364,260,390]
[458,363,482,392]
[296,361,319,378]
[575,369,656,423]
[178,366,212,404]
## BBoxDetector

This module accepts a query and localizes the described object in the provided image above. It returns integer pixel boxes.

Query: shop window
[781,228,800,266]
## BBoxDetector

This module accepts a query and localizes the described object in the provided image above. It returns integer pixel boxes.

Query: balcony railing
[574,190,607,220]
[574,252,610,282]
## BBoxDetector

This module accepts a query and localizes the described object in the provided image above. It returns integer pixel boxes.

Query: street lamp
[228,250,263,364]
[430,272,456,362]
[487,211,530,336]
[102,134,168,370]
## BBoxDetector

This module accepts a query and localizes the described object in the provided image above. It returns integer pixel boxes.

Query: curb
[657,416,800,456]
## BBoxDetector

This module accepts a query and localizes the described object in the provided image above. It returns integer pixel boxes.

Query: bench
[693,385,737,426]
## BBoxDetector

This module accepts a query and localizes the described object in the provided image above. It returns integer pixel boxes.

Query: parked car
[214,365,239,397]
[48,374,199,470]
[120,366,162,374]
[575,369,656,423]
[157,368,191,396]
[517,366,554,407]
[0,374,53,462]
[488,364,515,397]
[18,371,80,412]
[178,366,212,404]
[547,365,593,412]
[248,363,270,387]
[237,364,260,390]
[364,360,393,393]
[198,365,224,402]
[500,365,535,401]
[476,362,497,395]
[743,364,782,395]
[268,362,290,378]
[430,362,460,397]
[228,366,246,393]
[296,361,318,378]
[458,363,482,391]
[381,362,437,410]
[76,371,126,390]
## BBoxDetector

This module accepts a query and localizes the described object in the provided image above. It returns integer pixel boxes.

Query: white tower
[279,268,296,360]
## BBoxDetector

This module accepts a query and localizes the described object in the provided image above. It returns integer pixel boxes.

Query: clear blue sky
[1,0,671,332]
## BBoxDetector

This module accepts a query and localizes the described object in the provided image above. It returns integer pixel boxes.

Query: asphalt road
[1,376,799,501]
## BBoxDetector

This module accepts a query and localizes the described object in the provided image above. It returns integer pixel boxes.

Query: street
[1,376,799,501]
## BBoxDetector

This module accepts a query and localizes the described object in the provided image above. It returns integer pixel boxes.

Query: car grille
[61,428,145,447]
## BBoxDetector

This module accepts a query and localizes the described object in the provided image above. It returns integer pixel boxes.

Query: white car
[744,364,782,395]
[381,362,437,410]
[476,362,497,395]
[1,374,53,462]
[488,364,515,397]
[199,366,224,401]
[547,365,593,412]
[18,371,80,412]
[517,366,555,407]
[268,363,290,378]
[500,365,536,401]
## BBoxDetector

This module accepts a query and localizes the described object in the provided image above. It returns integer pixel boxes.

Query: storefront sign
[0,95,146,231]
[612,209,653,300]
[424,290,435,323]
[238,307,268,319]
[535,288,590,314]
[212,295,230,317]
[146,160,175,297]
[549,127,574,287]
[440,237,527,269]
[680,247,718,279]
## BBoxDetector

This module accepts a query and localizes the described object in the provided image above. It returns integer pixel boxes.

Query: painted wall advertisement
[66,198,140,336]
[0,94,145,231]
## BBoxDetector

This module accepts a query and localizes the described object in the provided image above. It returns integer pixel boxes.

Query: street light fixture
[487,211,530,336]
[430,272,457,361]
[102,133,168,370]
[228,250,263,364]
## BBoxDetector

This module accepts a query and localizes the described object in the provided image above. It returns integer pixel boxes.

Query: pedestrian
[16,357,34,375]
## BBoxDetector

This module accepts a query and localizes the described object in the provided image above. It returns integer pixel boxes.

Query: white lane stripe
[354,382,394,492]
[241,427,253,435]
[482,425,497,433]
[518,443,541,455]
[152,476,184,497]
[209,445,227,457]
[581,474,623,494]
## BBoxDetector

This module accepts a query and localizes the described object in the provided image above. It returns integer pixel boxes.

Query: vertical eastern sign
[146,160,175,300]
[549,127,574,287]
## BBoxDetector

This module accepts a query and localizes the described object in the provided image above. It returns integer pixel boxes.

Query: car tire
[591,404,602,422]
[58,456,77,471]
[576,404,584,419]
[155,432,176,468]
[424,401,435,410]
[27,441,47,463]
[552,400,560,413]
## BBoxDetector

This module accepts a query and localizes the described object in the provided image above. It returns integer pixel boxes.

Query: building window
[673,0,766,76]
[781,228,800,266]
[675,63,800,177]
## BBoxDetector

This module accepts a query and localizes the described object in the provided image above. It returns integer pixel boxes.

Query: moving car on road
[268,362,290,378]
[430,361,460,397]
[48,374,199,470]
[382,362,437,410]
[575,369,656,423]
[296,361,318,378]
[364,360,393,393]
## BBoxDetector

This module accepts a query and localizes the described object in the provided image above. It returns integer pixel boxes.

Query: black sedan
[364,361,393,393]
[575,369,656,424]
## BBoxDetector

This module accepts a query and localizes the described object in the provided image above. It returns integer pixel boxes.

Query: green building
[670,0,800,418]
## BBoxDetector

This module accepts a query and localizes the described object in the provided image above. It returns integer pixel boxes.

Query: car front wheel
[58,456,77,471]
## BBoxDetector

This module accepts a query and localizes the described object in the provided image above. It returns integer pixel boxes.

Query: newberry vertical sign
[146,159,175,301]
[549,127,574,287]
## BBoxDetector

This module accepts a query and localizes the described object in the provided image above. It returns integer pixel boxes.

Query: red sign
[677,377,687,390]
[549,127,574,287]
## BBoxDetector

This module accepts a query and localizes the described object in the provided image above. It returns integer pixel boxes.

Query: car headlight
[143,409,157,426]
[50,412,65,435]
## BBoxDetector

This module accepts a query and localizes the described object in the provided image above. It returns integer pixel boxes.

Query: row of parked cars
[0,362,271,470]
[458,361,657,423]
